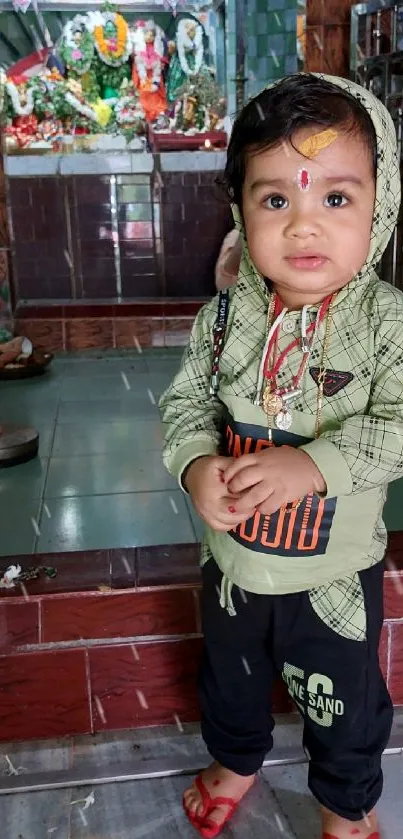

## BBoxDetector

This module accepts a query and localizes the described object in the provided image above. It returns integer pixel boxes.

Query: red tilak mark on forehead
[301,169,310,190]
[296,167,312,191]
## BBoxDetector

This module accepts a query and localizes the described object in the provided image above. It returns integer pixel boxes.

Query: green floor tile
[45,450,175,498]
[0,350,198,554]
[1,384,60,405]
[149,371,177,398]
[37,426,55,457]
[55,357,148,377]
[52,420,164,456]
[145,358,182,377]
[0,398,59,426]
[142,347,184,358]
[384,479,403,531]
[36,490,196,552]
[57,397,159,423]
[0,456,48,500]
[0,372,61,396]
[0,498,42,556]
[185,497,205,543]
[60,373,153,402]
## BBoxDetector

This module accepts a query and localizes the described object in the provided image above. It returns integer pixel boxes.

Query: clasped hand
[185,447,326,532]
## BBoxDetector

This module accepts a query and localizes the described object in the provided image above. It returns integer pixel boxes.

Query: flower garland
[91,11,131,67]
[0,68,6,115]
[59,15,94,75]
[65,80,98,123]
[114,95,145,125]
[65,91,97,123]
[5,79,34,116]
[134,22,164,89]
[177,19,203,77]
[136,52,162,89]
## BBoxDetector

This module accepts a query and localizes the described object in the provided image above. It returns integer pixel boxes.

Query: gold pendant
[262,385,283,418]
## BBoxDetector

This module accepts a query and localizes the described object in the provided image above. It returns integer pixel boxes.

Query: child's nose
[285,207,321,239]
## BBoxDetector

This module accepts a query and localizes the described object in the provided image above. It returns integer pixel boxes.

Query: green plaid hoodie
[160,76,403,639]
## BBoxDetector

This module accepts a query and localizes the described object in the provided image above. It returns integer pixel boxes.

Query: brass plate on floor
[0,425,39,467]
[0,353,53,380]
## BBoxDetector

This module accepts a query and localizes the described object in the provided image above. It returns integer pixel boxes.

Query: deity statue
[132,20,168,123]
[91,9,131,67]
[114,80,146,135]
[170,70,226,135]
[3,75,35,120]
[87,8,131,100]
[166,18,205,105]
[59,15,94,77]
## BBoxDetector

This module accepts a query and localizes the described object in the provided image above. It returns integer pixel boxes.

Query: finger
[213,511,257,531]
[213,456,235,472]
[212,457,236,487]
[215,506,256,527]
[228,482,272,514]
[257,492,287,516]
[209,521,235,532]
[199,501,256,529]
[200,515,252,533]
[223,454,257,484]
[227,466,263,495]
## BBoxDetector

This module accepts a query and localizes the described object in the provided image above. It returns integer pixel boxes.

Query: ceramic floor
[0,719,402,838]
[1,348,402,557]
[0,350,202,557]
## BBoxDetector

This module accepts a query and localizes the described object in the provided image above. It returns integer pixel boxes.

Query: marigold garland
[93,12,130,67]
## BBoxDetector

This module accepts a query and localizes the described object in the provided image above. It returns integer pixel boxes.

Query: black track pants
[199,558,393,821]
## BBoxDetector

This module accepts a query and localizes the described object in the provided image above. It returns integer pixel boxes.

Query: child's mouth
[286,255,328,270]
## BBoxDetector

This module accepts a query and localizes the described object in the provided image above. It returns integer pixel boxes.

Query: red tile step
[14,300,208,351]
[0,538,402,742]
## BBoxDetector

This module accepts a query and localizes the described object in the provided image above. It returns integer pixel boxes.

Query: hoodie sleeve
[300,311,403,498]
[159,299,225,486]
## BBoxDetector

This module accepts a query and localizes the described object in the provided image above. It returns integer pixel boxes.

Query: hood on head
[233,73,401,297]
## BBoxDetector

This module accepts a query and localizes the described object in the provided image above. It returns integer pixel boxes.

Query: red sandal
[183,774,251,838]
[323,834,380,839]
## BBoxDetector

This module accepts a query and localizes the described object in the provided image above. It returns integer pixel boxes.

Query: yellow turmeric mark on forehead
[297,128,338,158]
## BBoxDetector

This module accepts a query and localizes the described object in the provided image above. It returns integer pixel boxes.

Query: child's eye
[264,194,289,210]
[324,193,348,208]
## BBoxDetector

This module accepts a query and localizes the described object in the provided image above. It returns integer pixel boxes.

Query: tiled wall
[0,545,290,742]
[9,177,72,300]
[0,539,402,742]
[0,138,12,339]
[8,172,232,304]
[246,0,298,100]
[14,300,204,351]
[161,171,232,297]
[225,0,237,118]
[305,0,353,76]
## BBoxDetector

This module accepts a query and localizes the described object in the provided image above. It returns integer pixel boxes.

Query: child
[159,73,403,839]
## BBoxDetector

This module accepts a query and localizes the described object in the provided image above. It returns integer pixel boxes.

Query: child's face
[242,126,376,306]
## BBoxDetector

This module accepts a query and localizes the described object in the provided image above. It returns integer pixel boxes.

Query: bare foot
[183,761,255,828]
[321,806,380,839]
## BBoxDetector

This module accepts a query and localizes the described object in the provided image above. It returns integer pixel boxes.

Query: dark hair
[222,74,377,206]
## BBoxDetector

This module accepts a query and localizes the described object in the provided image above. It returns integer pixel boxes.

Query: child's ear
[215,232,242,290]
